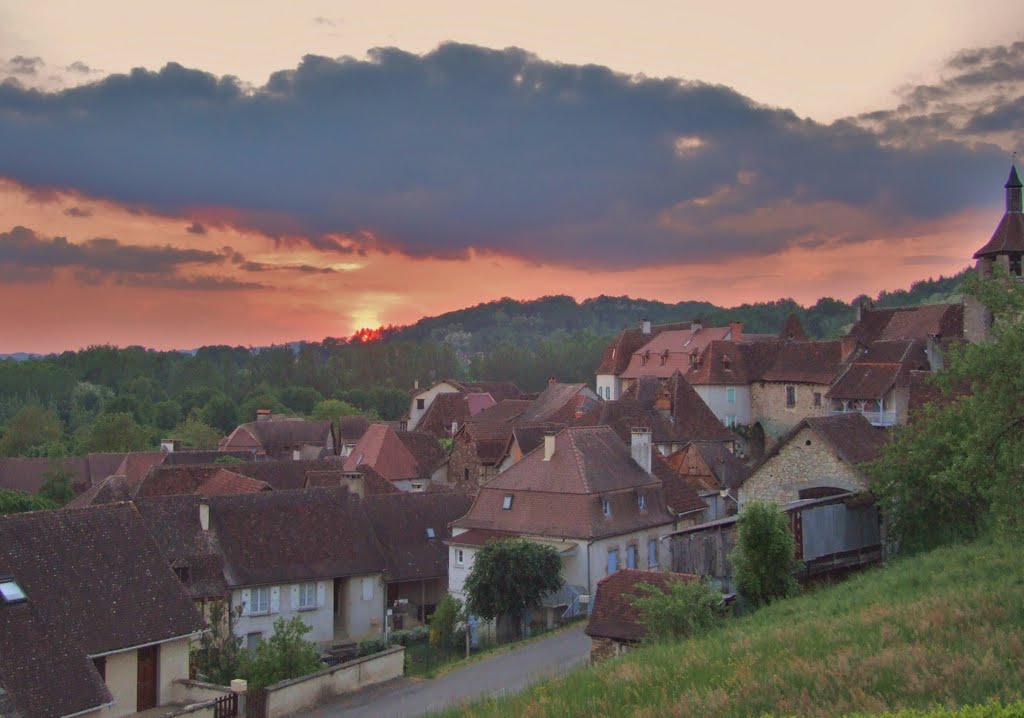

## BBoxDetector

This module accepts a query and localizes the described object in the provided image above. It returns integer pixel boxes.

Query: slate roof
[0,504,204,718]
[585,569,697,643]
[362,492,473,582]
[848,304,964,344]
[513,383,600,425]
[343,424,421,481]
[453,426,680,540]
[416,392,498,438]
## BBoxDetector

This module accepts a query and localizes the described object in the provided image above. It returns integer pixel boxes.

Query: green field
[438,538,1023,717]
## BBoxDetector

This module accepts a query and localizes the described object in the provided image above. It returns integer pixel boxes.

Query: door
[333,578,346,638]
[136,645,159,711]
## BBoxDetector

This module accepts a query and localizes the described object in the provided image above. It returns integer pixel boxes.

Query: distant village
[0,164,1020,718]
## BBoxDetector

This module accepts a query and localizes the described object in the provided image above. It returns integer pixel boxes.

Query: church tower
[974,164,1024,276]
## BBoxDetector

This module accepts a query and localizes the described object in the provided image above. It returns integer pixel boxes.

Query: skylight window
[0,579,27,604]
[502,495,514,510]
[426,527,436,539]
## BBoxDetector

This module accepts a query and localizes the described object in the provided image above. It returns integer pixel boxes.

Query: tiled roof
[446,528,518,546]
[778,314,808,341]
[337,415,372,443]
[396,431,447,476]
[0,502,204,665]
[114,451,167,485]
[827,340,929,400]
[303,467,401,495]
[667,441,750,492]
[454,426,679,540]
[759,340,844,384]
[619,327,733,380]
[596,322,696,375]
[456,381,524,402]
[220,417,332,458]
[65,474,133,508]
[511,425,556,457]
[469,399,532,423]
[585,569,697,642]
[458,421,516,465]
[848,304,964,344]
[415,392,495,438]
[343,424,421,481]
[651,452,709,515]
[974,168,1024,258]
[197,468,271,495]
[162,450,255,465]
[362,492,473,582]
[513,383,599,425]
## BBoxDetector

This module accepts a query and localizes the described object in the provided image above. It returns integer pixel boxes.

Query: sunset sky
[1,1,1022,353]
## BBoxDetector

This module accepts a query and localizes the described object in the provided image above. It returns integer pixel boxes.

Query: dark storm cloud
[856,39,1024,152]
[7,56,43,76]
[0,43,1013,268]
[185,221,207,234]
[63,206,92,218]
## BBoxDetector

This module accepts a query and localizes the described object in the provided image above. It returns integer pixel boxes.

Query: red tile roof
[778,314,808,341]
[596,322,697,376]
[469,399,533,423]
[585,569,697,642]
[848,304,964,344]
[513,383,600,425]
[667,442,750,492]
[619,326,733,380]
[197,468,272,495]
[343,423,420,481]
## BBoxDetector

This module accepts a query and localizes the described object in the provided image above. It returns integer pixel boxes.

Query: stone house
[447,426,705,621]
[826,339,932,426]
[0,504,204,717]
[414,391,498,439]
[666,441,749,521]
[738,413,890,507]
[585,569,697,662]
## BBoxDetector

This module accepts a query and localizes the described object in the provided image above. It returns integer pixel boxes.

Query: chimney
[855,298,873,323]
[414,379,420,390]
[160,439,179,453]
[654,391,672,419]
[840,335,860,361]
[543,432,556,461]
[256,408,272,422]
[548,376,557,385]
[691,319,703,334]
[630,427,652,475]
[728,321,743,342]
[640,319,652,335]
[199,501,210,532]
[926,334,944,371]
[451,420,459,435]
[292,448,301,461]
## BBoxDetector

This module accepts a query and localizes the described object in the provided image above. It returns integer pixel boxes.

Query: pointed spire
[1007,160,1022,213]
[1006,163,1022,189]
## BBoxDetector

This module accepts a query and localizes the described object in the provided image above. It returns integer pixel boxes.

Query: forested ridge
[0,270,967,459]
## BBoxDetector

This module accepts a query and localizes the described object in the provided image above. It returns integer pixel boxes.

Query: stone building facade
[749,381,831,446]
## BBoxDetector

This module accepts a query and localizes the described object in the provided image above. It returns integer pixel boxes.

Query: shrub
[356,637,389,657]
[729,501,800,607]
[429,595,464,650]
[391,625,430,646]
[238,616,322,689]
[631,578,724,642]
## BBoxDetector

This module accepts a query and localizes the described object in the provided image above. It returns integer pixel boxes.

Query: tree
[871,270,1024,549]
[464,538,562,639]
[631,579,724,642]
[729,501,799,607]
[38,464,74,505]
[0,405,63,457]
[428,594,464,651]
[200,393,239,434]
[75,411,151,453]
[170,416,223,450]
[195,601,242,685]
[153,399,183,430]
[310,399,362,421]
[238,616,322,689]
[0,489,57,515]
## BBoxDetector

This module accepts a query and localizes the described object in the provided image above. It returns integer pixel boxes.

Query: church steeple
[1006,163,1022,213]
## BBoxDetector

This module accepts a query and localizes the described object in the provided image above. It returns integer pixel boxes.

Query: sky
[0,1,1022,353]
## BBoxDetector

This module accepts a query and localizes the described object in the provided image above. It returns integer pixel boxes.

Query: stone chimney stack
[256,408,272,422]
[654,391,672,420]
[690,320,703,334]
[543,432,556,461]
[640,319,651,335]
[630,427,652,475]
[199,501,210,532]
[728,321,743,342]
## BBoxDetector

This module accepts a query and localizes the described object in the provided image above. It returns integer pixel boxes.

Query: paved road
[298,625,589,718]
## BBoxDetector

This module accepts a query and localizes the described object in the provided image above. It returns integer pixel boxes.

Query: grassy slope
[439,539,1023,718]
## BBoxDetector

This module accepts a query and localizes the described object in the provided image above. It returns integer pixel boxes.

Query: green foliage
[310,398,362,421]
[170,416,223,450]
[0,405,63,457]
[238,616,322,690]
[278,386,324,415]
[75,411,151,453]
[871,271,1024,551]
[729,501,799,607]
[194,601,242,686]
[390,625,430,646]
[38,464,74,505]
[201,393,239,434]
[215,455,243,464]
[0,489,57,515]
[630,579,724,642]
[153,399,183,430]
[439,437,454,452]
[429,594,464,650]
[464,539,562,632]
[356,637,389,657]
[845,702,1024,717]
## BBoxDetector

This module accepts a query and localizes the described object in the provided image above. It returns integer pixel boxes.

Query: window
[637,493,646,510]
[93,656,106,681]
[627,545,637,569]
[412,482,424,491]
[648,539,658,569]
[252,586,271,614]
[601,498,611,516]
[454,549,465,567]
[174,566,190,584]
[361,577,375,601]
[298,582,317,610]
[416,398,425,410]
[726,387,736,404]
[426,527,436,539]
[786,385,796,408]
[813,392,822,408]
[502,495,514,510]
[246,632,263,651]
[725,415,737,428]
[607,549,619,574]
[0,579,26,604]
[464,467,470,482]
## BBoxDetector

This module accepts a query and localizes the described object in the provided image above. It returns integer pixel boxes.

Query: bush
[631,578,724,642]
[429,594,464,650]
[356,637,389,657]
[238,616,322,690]
[729,501,800,607]
[390,625,430,646]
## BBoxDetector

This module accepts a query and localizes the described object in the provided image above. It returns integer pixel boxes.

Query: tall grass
[437,538,1023,717]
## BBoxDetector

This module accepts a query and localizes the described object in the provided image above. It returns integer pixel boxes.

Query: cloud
[114,274,266,291]
[185,220,207,234]
[0,43,1014,268]
[63,206,92,218]
[854,39,1024,152]
[66,61,94,74]
[7,56,43,76]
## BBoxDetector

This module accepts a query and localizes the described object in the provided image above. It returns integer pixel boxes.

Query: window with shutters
[627,545,637,569]
[607,549,619,575]
[298,582,316,610]
[726,387,736,404]
[648,539,658,568]
[252,586,271,614]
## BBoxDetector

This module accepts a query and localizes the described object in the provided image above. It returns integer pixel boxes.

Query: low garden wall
[262,646,405,718]
[171,679,234,704]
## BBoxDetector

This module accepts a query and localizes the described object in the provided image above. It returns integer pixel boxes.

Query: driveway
[298,625,589,718]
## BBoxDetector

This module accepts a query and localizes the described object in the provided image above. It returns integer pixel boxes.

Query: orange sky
[0,178,994,353]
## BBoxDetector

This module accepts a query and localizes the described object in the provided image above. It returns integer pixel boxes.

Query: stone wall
[589,637,619,663]
[750,382,830,444]
[739,426,868,507]
[446,433,498,495]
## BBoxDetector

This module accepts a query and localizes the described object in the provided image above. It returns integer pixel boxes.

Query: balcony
[827,408,898,427]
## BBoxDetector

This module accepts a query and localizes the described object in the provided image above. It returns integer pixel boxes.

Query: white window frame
[502,495,514,510]
[297,582,317,610]
[454,548,465,567]
[252,586,271,614]
[726,414,737,428]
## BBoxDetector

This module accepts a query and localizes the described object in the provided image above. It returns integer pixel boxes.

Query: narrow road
[298,625,590,718]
